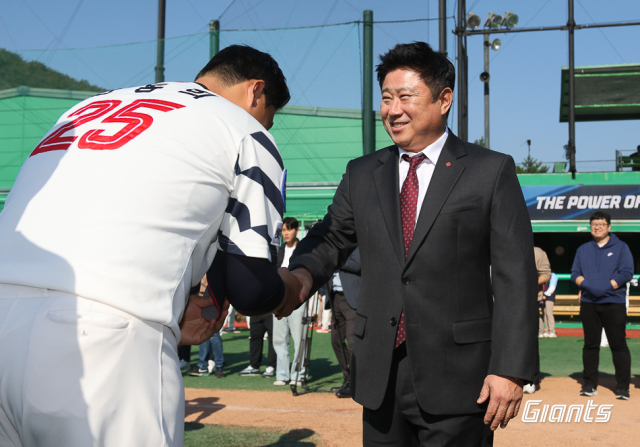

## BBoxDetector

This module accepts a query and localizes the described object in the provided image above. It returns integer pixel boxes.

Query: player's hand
[610,279,619,290]
[273,267,304,319]
[290,267,313,304]
[477,374,524,430]
[179,294,229,346]
[575,276,585,287]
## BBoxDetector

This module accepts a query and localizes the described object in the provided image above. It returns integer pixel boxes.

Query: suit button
[390,317,397,326]
[402,277,410,285]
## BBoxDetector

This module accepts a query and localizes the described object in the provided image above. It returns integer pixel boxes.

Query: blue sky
[2,0,640,171]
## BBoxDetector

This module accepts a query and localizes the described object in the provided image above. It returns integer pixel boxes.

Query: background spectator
[273,217,306,386]
[572,211,633,400]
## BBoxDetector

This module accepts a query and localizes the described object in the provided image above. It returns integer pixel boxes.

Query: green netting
[12,24,362,110]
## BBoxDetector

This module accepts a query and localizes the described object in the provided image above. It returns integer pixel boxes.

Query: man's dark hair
[590,211,611,225]
[376,42,455,117]
[196,45,290,110]
[283,217,299,230]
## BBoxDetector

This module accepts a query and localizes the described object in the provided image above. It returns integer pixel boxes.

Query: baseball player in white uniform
[0,45,303,447]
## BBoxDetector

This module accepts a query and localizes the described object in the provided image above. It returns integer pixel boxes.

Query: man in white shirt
[0,45,302,447]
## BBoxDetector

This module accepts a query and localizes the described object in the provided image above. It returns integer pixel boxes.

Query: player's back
[0,82,281,333]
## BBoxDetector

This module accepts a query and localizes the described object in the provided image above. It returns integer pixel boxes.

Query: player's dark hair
[283,217,299,230]
[196,45,290,110]
[590,211,611,225]
[376,42,455,118]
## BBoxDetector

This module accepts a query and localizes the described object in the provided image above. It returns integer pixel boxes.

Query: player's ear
[249,80,266,108]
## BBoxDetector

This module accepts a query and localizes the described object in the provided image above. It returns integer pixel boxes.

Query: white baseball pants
[0,284,184,447]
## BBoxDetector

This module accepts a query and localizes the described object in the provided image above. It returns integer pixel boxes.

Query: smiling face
[380,68,452,153]
[590,218,611,242]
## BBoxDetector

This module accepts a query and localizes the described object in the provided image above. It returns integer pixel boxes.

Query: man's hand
[610,279,619,290]
[179,295,229,346]
[273,267,304,319]
[477,374,524,430]
[290,267,313,303]
[575,276,585,287]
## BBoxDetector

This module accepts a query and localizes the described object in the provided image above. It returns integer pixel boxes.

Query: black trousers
[331,292,357,382]
[580,302,631,389]
[363,344,493,447]
[249,315,276,369]
[178,345,191,362]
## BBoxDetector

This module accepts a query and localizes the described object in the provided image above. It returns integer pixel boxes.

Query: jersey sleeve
[217,131,285,263]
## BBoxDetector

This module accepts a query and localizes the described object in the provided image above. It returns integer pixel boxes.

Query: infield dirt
[185,376,639,446]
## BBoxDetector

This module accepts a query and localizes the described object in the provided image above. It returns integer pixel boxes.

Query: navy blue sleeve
[206,251,285,316]
[570,247,583,284]
[612,243,634,287]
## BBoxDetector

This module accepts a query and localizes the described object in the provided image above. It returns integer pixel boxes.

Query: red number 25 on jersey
[30,99,184,157]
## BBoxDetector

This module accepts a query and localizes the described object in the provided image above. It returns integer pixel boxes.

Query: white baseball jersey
[0,82,285,336]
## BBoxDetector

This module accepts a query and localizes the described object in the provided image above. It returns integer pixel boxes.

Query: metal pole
[363,10,375,156]
[439,0,447,56]
[457,0,467,141]
[155,0,166,83]
[483,34,490,149]
[568,0,576,173]
[209,20,220,59]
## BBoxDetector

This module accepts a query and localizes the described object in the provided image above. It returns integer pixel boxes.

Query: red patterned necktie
[395,153,426,349]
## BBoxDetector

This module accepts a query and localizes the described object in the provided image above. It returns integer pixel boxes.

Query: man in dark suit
[327,247,361,398]
[288,42,537,446]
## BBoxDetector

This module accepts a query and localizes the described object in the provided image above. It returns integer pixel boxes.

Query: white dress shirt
[398,128,449,222]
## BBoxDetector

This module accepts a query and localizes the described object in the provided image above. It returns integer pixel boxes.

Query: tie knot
[402,153,426,171]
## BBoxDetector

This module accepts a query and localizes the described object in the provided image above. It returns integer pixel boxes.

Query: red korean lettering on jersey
[30,99,184,157]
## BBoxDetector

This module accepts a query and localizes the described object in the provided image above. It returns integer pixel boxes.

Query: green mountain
[0,48,103,92]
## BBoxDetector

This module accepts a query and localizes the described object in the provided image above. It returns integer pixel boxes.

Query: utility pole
[210,20,220,59]
[439,0,447,56]
[567,0,576,173]
[362,10,375,155]
[456,0,468,142]
[155,0,166,83]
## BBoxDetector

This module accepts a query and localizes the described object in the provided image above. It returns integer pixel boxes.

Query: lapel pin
[446,162,451,166]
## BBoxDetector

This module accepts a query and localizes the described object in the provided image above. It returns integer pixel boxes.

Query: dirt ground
[185,377,639,446]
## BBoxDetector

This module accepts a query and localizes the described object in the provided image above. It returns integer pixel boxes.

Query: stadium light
[467,12,481,30]
[484,12,502,29]
[491,38,501,51]
[501,11,519,29]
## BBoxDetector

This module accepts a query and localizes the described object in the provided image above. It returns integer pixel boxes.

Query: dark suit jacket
[327,247,361,310]
[289,132,538,415]
[276,239,299,268]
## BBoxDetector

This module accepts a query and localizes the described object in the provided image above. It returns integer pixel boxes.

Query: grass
[184,423,319,447]
[182,330,344,392]
[183,329,640,391]
[538,336,640,379]
[181,330,640,446]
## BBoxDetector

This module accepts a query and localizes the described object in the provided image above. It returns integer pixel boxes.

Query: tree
[473,136,486,147]
[0,49,103,92]
[516,156,550,174]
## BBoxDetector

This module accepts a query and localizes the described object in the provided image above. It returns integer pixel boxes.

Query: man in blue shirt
[571,211,633,400]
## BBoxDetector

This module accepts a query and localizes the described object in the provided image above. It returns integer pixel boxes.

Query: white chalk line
[186,402,360,417]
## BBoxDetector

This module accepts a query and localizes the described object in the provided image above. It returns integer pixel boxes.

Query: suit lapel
[373,147,405,269]
[406,133,467,265]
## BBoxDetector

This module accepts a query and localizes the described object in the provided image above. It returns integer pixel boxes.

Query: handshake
[272,267,314,319]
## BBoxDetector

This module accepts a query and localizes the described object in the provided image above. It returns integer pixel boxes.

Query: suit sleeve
[288,161,358,296]
[487,155,538,383]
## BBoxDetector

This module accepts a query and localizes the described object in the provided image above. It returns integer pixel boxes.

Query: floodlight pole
[568,0,577,173]
[155,0,166,83]
[363,10,375,156]
[483,34,490,148]
[439,0,447,56]
[209,20,220,59]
